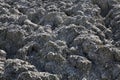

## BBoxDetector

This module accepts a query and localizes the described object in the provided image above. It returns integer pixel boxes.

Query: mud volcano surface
[0,0,120,80]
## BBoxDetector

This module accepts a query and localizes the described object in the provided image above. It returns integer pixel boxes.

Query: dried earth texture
[0,0,120,80]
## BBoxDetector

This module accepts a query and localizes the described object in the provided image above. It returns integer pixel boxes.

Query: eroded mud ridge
[0,0,120,80]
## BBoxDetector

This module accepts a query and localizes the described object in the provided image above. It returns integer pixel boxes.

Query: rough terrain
[0,0,120,80]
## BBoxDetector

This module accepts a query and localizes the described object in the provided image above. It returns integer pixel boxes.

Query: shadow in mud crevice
[92,0,117,17]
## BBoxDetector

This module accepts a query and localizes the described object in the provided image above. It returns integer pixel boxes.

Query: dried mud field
[0,0,120,80]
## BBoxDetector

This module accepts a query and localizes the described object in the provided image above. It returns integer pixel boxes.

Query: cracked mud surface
[0,0,120,80]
